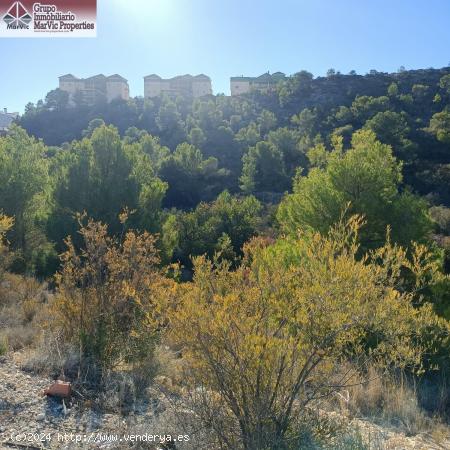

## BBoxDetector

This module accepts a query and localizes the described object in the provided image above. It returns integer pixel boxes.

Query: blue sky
[1,0,450,113]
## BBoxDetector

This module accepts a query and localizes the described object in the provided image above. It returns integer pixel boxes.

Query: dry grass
[0,273,47,354]
[339,367,449,440]
[22,334,162,414]
[0,334,7,356]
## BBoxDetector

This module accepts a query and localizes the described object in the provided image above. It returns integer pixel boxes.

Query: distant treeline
[18,67,450,205]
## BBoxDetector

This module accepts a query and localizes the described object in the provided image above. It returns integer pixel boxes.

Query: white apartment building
[144,74,212,98]
[59,74,130,105]
[230,72,286,96]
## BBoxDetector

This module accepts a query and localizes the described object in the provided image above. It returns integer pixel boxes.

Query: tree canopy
[277,130,431,249]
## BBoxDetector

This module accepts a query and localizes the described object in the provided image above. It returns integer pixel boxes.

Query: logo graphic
[1,0,97,38]
[3,1,31,28]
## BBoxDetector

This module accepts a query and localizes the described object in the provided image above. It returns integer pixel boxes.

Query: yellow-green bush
[165,216,449,449]
[49,215,168,383]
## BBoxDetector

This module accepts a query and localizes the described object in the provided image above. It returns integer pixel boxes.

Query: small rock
[36,413,45,421]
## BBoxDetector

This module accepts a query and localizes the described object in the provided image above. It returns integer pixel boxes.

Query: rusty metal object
[43,380,71,398]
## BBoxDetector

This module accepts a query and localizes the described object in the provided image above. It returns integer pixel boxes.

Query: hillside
[17,67,450,206]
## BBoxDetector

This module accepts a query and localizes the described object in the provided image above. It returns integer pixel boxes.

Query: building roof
[171,74,194,81]
[85,74,106,81]
[59,74,78,80]
[193,74,211,81]
[60,74,128,82]
[230,76,253,82]
[107,74,128,82]
[144,74,162,80]
[254,73,273,83]
[145,74,211,82]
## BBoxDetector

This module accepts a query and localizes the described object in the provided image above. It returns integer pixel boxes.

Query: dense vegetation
[5,66,450,278]
[19,67,450,204]
[1,66,450,448]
